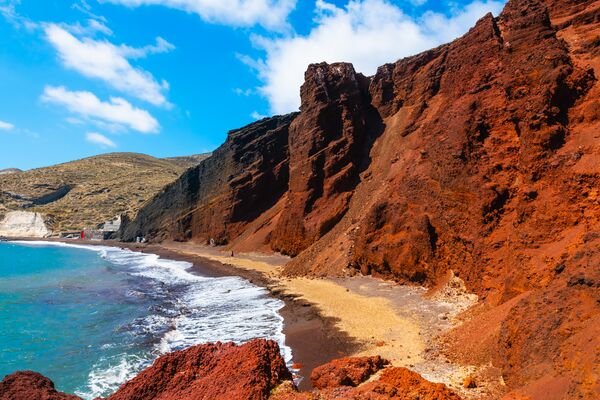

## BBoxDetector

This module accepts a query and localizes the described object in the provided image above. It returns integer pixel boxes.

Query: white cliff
[0,211,51,238]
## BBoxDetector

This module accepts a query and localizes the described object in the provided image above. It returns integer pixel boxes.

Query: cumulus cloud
[103,0,297,31]
[248,0,505,114]
[86,132,117,147]
[42,86,159,133]
[0,120,14,130]
[44,23,173,106]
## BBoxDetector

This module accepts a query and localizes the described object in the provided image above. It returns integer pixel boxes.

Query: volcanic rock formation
[107,340,291,400]
[121,0,600,398]
[0,371,79,400]
[0,342,461,400]
[121,114,297,246]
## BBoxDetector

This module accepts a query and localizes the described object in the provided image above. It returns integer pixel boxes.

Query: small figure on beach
[231,250,234,257]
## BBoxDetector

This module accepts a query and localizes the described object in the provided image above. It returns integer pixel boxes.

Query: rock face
[107,340,291,400]
[270,63,382,256]
[0,371,80,400]
[122,0,599,398]
[121,114,297,245]
[0,211,51,238]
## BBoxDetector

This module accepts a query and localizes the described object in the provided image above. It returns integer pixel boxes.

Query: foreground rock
[310,355,388,389]
[108,340,291,400]
[0,343,462,400]
[0,371,79,400]
[273,363,462,399]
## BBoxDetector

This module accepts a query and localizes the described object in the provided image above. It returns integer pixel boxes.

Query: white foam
[13,241,294,400]
[76,354,147,399]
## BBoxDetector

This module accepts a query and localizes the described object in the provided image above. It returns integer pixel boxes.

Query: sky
[0,0,506,170]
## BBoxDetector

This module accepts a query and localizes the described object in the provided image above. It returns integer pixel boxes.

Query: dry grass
[0,152,209,231]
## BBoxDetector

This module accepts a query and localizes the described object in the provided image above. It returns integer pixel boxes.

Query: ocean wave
[13,241,293,400]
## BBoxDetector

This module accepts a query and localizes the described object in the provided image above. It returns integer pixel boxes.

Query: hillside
[0,152,207,232]
[0,168,22,175]
[122,0,600,398]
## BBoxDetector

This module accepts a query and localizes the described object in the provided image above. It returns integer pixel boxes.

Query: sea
[0,241,291,399]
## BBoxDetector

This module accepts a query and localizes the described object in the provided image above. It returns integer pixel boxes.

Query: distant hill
[0,153,204,232]
[0,168,22,175]
[163,153,212,168]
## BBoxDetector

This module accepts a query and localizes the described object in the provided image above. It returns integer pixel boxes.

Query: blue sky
[0,0,506,170]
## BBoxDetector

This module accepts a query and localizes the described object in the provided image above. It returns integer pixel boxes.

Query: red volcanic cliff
[270,63,383,256]
[120,114,297,246]
[119,0,600,398]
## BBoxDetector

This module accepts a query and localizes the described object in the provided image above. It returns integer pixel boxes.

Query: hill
[0,168,22,175]
[0,152,207,232]
[122,0,600,398]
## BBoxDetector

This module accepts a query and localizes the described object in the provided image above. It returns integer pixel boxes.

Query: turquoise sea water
[0,241,290,399]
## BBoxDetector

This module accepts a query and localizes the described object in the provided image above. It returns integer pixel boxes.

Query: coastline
[9,237,480,395]
[7,238,359,391]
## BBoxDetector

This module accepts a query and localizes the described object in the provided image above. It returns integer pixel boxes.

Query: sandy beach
[157,241,479,394]
[23,238,479,394]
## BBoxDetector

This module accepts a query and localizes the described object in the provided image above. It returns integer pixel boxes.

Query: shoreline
[6,238,358,391]
[7,237,481,396]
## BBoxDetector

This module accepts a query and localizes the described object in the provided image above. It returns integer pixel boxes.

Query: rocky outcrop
[270,63,382,256]
[0,211,51,238]
[272,365,462,400]
[121,114,297,244]
[107,340,291,400]
[2,350,459,400]
[0,371,79,400]
[310,355,387,389]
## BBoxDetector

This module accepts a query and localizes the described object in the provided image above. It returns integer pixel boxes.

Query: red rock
[121,113,297,246]
[120,0,600,397]
[348,367,463,400]
[0,371,80,400]
[108,340,292,400]
[310,356,388,389]
[270,63,381,256]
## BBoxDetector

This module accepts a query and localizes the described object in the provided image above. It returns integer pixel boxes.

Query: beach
[22,238,479,394]
[150,241,479,394]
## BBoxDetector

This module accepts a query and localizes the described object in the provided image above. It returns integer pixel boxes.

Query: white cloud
[62,18,113,36]
[42,86,159,133]
[103,0,297,31]
[249,0,505,114]
[86,132,117,147]
[120,36,175,58]
[44,23,173,106]
[0,0,38,30]
[0,120,14,130]
[251,111,266,120]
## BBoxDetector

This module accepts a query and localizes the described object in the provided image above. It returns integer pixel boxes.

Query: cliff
[120,0,599,398]
[0,211,51,238]
[121,114,297,246]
